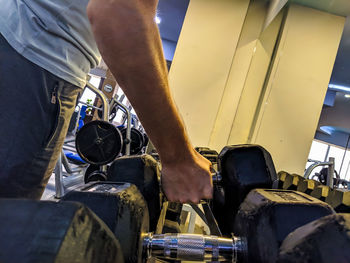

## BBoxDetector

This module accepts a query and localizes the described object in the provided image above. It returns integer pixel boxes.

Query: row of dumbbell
[277,171,350,213]
[165,145,350,262]
[75,120,149,166]
[2,144,350,263]
[109,144,350,262]
[196,147,350,216]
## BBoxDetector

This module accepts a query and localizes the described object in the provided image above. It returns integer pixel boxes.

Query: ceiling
[157,0,189,43]
[329,17,350,89]
[157,0,350,91]
[291,0,350,17]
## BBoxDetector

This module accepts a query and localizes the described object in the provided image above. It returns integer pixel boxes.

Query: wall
[168,0,250,147]
[169,1,344,175]
[251,4,345,174]
[209,0,283,150]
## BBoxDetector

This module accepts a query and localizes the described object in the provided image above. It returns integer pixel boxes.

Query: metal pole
[85,82,110,122]
[113,98,131,155]
[327,157,335,188]
[55,153,65,198]
[339,134,350,176]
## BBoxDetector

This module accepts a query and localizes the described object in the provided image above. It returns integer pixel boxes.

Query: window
[306,139,350,180]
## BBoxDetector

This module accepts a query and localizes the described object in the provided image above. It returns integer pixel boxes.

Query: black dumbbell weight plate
[120,127,144,155]
[76,120,123,165]
[84,164,108,183]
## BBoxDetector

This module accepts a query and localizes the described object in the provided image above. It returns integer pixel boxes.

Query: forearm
[87,0,194,164]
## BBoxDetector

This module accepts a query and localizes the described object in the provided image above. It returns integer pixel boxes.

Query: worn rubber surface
[0,199,123,263]
[278,213,350,263]
[62,182,148,263]
[214,144,277,235]
[234,189,335,263]
[107,154,161,232]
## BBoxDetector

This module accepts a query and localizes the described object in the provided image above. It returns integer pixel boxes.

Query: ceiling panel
[157,0,189,43]
[291,0,350,16]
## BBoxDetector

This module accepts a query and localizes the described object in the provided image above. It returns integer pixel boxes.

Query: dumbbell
[277,171,305,190]
[0,199,124,263]
[63,140,335,262]
[84,164,108,183]
[97,144,274,237]
[310,185,333,202]
[277,171,350,213]
[212,144,277,235]
[104,144,276,238]
[76,120,123,165]
[106,154,162,232]
[297,178,321,194]
[119,127,144,155]
[73,144,335,262]
[325,188,350,213]
[61,181,244,262]
[278,213,350,263]
[61,181,334,263]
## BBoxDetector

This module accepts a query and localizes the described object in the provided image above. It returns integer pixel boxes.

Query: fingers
[160,157,213,204]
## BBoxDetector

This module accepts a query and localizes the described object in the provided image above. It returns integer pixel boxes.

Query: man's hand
[161,150,213,204]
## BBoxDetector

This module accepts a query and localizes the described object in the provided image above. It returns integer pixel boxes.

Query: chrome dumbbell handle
[143,233,247,262]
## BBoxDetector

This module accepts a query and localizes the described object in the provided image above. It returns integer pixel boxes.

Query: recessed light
[329,84,350,92]
[155,16,161,24]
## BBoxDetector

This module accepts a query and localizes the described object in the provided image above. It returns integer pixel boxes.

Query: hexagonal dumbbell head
[278,213,350,263]
[310,185,333,202]
[214,145,277,236]
[325,189,350,213]
[297,179,321,195]
[0,199,124,263]
[282,174,305,191]
[234,189,334,263]
[277,171,290,189]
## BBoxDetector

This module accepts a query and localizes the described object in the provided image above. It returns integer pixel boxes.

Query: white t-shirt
[0,0,101,87]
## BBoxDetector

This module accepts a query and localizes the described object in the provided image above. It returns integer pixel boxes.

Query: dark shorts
[0,34,81,199]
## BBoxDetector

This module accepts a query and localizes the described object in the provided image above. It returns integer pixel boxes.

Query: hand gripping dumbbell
[69,144,333,263]
[61,181,246,263]
[0,144,336,263]
[61,179,334,263]
[0,187,341,263]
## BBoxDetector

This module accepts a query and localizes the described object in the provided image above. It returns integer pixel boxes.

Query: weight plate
[76,120,122,165]
[120,127,144,155]
[84,164,103,183]
[86,170,107,183]
[142,133,149,148]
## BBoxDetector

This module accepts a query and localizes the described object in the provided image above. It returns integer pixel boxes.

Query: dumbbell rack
[304,157,335,187]
[55,82,110,198]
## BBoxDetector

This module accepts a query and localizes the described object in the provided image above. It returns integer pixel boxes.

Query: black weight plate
[120,127,144,155]
[84,164,108,183]
[142,133,149,148]
[76,120,122,165]
[86,170,107,183]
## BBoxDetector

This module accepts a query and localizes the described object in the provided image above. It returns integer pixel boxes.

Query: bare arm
[87,0,212,203]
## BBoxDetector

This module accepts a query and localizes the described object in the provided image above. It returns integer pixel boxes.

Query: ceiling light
[155,16,161,24]
[328,84,350,92]
[345,94,350,98]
